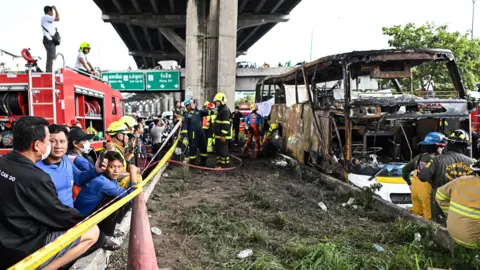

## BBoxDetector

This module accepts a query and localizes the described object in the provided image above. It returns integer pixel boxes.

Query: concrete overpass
[95,0,303,109]
[94,0,302,69]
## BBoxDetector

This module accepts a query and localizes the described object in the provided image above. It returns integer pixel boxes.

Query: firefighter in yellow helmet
[106,121,142,188]
[242,103,262,158]
[435,159,480,248]
[118,115,139,164]
[76,42,97,76]
[202,101,215,153]
[261,122,278,158]
[213,92,231,167]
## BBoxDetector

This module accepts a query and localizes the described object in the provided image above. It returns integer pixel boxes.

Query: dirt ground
[107,154,479,270]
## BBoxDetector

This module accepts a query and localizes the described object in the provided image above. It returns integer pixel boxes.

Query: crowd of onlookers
[0,115,150,269]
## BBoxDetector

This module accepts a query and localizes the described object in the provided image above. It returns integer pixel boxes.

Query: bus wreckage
[256,49,479,208]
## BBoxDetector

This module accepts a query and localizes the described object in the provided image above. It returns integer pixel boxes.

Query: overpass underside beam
[185,0,238,109]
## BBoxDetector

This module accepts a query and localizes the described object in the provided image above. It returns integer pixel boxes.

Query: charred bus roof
[258,48,465,98]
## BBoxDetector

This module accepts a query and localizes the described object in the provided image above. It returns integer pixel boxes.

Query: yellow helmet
[213,92,227,105]
[79,42,91,52]
[250,103,258,111]
[106,121,129,136]
[269,123,278,132]
[119,115,137,130]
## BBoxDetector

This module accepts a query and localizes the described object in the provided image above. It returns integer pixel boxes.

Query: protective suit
[242,104,262,157]
[213,93,231,167]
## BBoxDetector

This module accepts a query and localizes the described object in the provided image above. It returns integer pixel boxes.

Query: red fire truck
[0,53,123,156]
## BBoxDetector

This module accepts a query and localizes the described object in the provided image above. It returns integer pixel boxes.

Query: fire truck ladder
[27,66,58,123]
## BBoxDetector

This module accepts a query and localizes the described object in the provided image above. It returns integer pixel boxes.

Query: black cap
[69,127,95,142]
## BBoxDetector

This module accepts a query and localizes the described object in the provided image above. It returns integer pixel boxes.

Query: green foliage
[382,22,480,91]
[235,93,255,107]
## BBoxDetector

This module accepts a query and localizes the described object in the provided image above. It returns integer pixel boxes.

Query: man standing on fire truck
[41,5,60,72]
[213,93,231,167]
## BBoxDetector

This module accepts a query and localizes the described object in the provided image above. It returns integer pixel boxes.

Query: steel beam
[102,13,289,29]
[131,0,141,13]
[169,0,175,13]
[127,24,143,51]
[129,50,183,59]
[143,27,154,50]
[270,0,286,14]
[112,0,124,13]
[237,14,289,29]
[158,28,186,56]
[149,0,159,13]
[237,25,259,49]
[156,28,165,50]
[254,0,268,13]
[239,0,249,13]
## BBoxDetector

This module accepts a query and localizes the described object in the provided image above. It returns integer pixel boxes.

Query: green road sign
[145,71,180,91]
[102,72,145,91]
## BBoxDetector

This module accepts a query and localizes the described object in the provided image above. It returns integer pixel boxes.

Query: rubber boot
[189,158,197,165]
[199,156,207,167]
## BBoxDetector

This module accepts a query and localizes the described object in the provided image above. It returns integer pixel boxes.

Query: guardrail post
[127,191,158,269]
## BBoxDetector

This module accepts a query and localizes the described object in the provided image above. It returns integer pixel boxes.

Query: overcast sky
[0,0,478,70]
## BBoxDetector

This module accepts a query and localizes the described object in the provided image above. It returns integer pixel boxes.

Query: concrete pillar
[162,95,168,113]
[204,0,219,103]
[217,0,238,110]
[186,0,206,106]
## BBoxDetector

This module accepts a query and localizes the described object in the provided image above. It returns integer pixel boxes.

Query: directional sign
[102,72,145,91]
[145,71,180,91]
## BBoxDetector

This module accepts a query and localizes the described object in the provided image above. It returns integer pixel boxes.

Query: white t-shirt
[41,15,56,40]
[74,51,88,71]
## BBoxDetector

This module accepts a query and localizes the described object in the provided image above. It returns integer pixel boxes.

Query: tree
[382,22,480,91]
[234,93,255,107]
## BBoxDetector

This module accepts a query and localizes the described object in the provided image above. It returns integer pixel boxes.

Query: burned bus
[256,49,478,208]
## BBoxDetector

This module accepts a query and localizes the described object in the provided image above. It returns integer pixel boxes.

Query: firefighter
[435,159,480,248]
[213,92,231,167]
[418,129,475,225]
[402,132,446,220]
[231,106,242,145]
[261,123,278,158]
[181,98,208,166]
[242,103,263,157]
[106,121,141,188]
[118,115,138,164]
[202,101,215,153]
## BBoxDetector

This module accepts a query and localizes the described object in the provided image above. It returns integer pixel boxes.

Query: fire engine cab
[0,50,124,156]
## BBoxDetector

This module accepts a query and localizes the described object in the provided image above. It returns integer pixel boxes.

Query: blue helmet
[183,98,193,107]
[419,132,447,146]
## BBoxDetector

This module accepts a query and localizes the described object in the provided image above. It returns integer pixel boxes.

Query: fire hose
[142,154,243,172]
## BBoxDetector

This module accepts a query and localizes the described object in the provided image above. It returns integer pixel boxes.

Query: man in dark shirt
[0,116,99,270]
[231,106,242,145]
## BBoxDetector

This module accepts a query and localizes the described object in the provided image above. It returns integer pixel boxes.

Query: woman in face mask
[67,127,95,172]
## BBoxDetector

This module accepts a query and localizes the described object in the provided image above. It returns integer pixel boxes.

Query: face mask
[81,141,91,154]
[40,142,51,160]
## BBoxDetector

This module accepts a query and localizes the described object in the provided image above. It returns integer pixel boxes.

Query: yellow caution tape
[8,127,182,270]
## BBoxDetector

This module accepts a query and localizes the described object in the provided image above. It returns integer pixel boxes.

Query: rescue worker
[402,132,446,220]
[418,129,475,225]
[242,103,263,157]
[261,123,279,158]
[119,115,138,164]
[106,121,141,188]
[213,92,231,167]
[202,101,215,153]
[435,159,480,248]
[181,98,208,166]
[231,106,242,145]
[75,42,97,76]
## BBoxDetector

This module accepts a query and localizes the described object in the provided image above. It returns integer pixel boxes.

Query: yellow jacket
[436,175,480,248]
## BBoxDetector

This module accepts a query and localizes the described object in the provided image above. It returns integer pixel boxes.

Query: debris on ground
[237,249,253,259]
[373,243,385,252]
[151,227,162,236]
[317,202,328,212]
[107,158,480,270]
[414,232,422,242]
